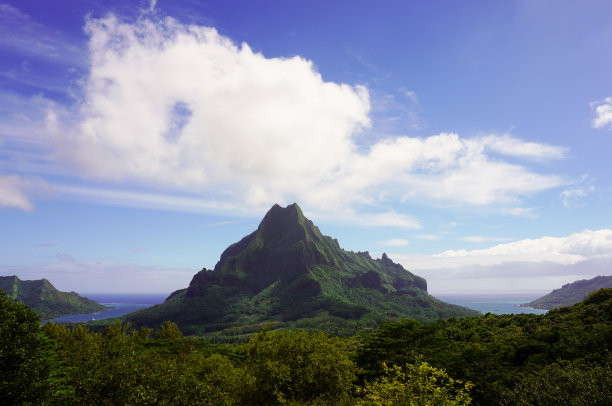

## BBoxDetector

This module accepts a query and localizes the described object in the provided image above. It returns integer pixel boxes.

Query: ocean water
[49,292,549,324]
[49,293,168,323]
[435,292,549,315]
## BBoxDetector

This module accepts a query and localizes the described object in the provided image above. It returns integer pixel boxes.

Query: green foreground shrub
[356,361,472,406]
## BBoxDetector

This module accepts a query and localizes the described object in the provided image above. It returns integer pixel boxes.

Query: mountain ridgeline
[0,275,106,319]
[127,203,477,337]
[523,274,612,310]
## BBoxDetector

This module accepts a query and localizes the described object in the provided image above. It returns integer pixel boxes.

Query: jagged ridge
[127,203,477,337]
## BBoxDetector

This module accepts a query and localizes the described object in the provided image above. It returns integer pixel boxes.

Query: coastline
[47,293,168,323]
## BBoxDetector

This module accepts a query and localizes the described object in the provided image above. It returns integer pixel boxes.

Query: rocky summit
[127,203,478,338]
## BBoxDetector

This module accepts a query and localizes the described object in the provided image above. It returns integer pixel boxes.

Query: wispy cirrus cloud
[0,4,84,65]
[380,238,411,247]
[480,134,567,160]
[53,184,256,215]
[198,221,239,228]
[0,256,194,293]
[461,236,512,243]
[416,234,441,241]
[54,184,423,229]
[500,207,537,219]
[368,88,424,133]
[0,174,45,210]
[560,175,596,208]
[354,211,421,229]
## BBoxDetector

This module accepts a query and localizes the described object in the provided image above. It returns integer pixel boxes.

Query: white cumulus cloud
[48,15,567,216]
[392,229,612,291]
[55,15,370,208]
[591,97,612,129]
[431,228,612,267]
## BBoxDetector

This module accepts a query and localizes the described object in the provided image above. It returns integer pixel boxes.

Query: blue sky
[1,0,612,294]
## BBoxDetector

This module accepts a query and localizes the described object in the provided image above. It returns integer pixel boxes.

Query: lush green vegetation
[0,276,106,320]
[0,292,56,404]
[126,203,477,338]
[523,274,612,309]
[356,288,612,405]
[2,288,611,405]
[2,290,469,405]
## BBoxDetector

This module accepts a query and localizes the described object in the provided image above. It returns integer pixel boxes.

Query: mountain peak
[257,203,314,243]
[130,203,478,337]
[260,203,304,226]
[261,202,303,222]
[207,203,327,291]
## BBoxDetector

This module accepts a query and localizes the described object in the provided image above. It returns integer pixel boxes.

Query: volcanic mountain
[0,275,106,319]
[127,203,477,337]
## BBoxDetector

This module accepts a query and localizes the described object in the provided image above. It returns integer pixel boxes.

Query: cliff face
[0,275,106,319]
[523,275,612,310]
[127,203,477,337]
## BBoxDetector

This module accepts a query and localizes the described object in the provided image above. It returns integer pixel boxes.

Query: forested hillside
[2,288,610,405]
[523,274,612,309]
[0,276,106,319]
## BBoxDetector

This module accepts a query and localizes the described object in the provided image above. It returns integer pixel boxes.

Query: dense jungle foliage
[2,288,611,405]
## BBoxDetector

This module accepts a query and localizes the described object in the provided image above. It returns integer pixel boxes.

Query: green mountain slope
[522,274,612,310]
[127,203,478,338]
[0,275,106,319]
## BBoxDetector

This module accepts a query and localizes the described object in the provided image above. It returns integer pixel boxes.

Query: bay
[49,293,168,323]
[49,292,549,324]
[435,292,549,315]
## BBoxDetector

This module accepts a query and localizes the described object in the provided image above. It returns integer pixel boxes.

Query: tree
[244,328,357,405]
[356,361,472,406]
[154,320,184,340]
[0,291,56,404]
[501,359,612,406]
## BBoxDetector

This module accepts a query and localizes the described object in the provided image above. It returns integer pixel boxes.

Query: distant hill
[522,275,612,310]
[127,203,478,338]
[0,275,106,319]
